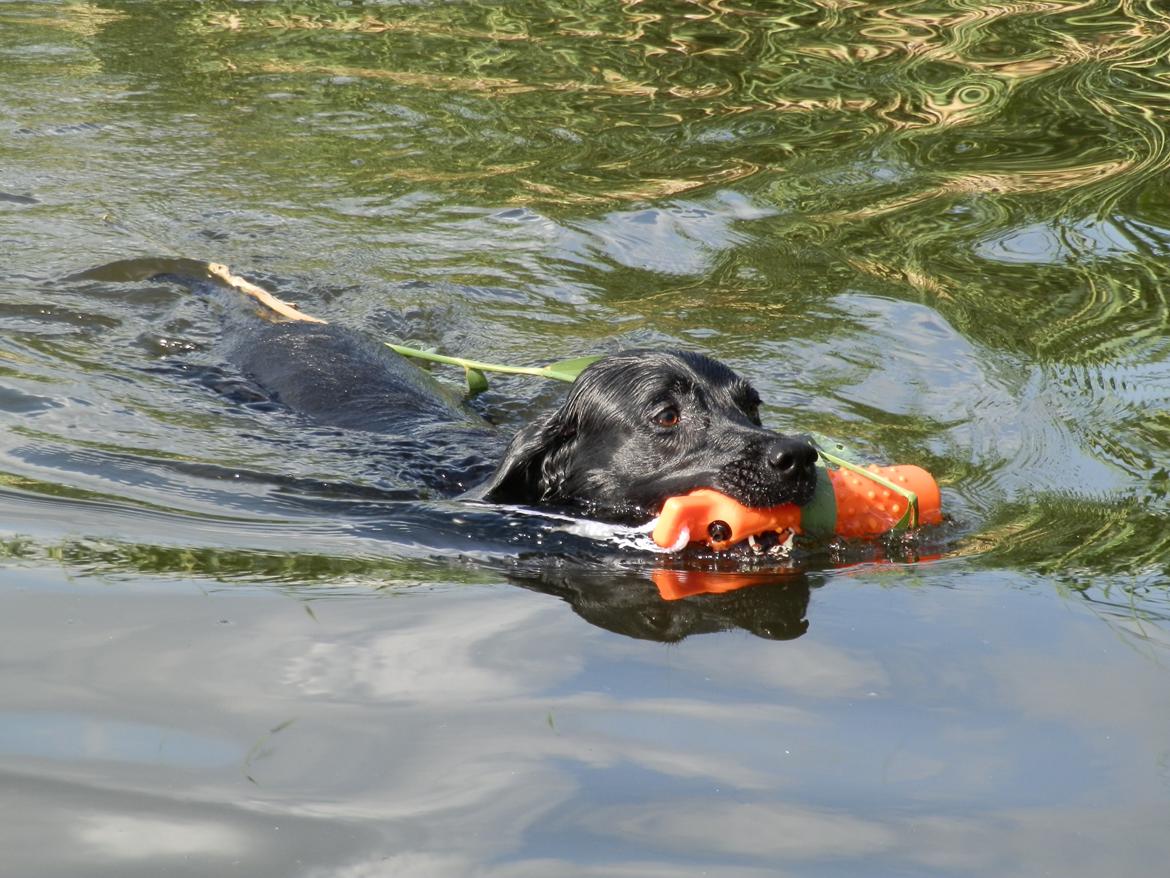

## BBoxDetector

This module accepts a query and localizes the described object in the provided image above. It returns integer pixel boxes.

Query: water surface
[3,1,1170,875]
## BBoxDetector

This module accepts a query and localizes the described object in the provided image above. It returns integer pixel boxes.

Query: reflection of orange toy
[651,570,781,600]
[652,464,942,552]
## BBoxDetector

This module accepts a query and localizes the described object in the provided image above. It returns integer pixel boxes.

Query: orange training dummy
[651,464,942,552]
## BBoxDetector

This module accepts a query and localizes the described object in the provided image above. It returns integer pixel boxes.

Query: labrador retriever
[221,317,818,523]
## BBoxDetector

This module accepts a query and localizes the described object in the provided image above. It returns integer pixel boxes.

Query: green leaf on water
[808,432,865,465]
[539,355,601,382]
[465,366,489,396]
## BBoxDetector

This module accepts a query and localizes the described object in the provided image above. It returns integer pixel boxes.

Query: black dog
[477,349,818,518]
[221,318,819,522]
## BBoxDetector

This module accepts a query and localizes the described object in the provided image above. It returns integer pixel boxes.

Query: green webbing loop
[799,464,837,535]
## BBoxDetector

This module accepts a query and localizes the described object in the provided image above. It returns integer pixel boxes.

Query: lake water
[3,1,1170,875]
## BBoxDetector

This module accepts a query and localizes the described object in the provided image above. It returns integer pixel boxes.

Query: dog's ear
[479,408,579,504]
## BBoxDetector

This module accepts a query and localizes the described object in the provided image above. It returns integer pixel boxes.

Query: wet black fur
[476,349,818,520]
[222,317,818,522]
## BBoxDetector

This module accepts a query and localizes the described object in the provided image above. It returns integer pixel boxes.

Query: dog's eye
[652,406,680,428]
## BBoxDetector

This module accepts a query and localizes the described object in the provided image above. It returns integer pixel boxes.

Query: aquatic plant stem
[203,261,596,387]
[206,262,326,324]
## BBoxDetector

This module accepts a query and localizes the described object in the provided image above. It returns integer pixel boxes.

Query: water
[3,1,1170,874]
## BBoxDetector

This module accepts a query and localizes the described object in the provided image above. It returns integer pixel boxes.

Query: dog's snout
[767,438,817,475]
[715,433,819,509]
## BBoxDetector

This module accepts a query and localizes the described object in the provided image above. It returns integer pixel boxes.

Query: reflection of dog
[508,566,811,642]
[223,320,818,522]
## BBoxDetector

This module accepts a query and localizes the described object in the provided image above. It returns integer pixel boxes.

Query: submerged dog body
[221,315,818,522]
[221,320,484,433]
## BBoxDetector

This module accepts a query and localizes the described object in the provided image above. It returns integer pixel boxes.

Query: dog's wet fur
[222,314,819,523]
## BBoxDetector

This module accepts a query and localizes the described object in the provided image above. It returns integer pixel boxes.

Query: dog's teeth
[767,530,795,557]
[748,535,763,554]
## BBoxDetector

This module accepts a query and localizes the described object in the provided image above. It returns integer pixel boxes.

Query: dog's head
[480,350,819,521]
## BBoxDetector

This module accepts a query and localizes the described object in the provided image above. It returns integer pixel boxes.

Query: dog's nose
[767,437,818,476]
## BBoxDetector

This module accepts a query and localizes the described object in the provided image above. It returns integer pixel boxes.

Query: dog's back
[221,316,485,434]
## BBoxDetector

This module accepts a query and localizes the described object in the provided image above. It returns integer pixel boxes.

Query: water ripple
[5,0,1170,595]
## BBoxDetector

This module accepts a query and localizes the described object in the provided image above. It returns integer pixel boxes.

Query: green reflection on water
[2,0,1170,596]
[0,531,495,589]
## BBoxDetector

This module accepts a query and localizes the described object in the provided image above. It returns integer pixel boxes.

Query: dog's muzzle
[715,435,819,508]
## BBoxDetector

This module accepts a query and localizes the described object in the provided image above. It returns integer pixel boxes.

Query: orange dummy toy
[651,464,942,552]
